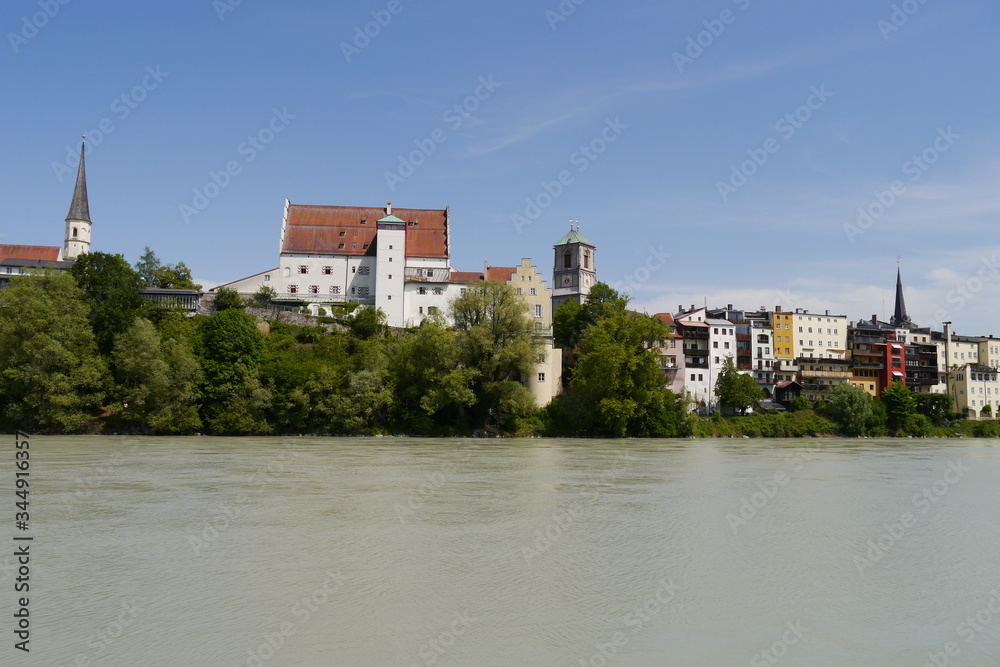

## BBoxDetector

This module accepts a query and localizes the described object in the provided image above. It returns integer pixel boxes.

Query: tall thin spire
[890,266,912,327]
[66,137,91,223]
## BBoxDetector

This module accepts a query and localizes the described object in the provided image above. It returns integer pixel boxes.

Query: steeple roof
[554,227,593,247]
[890,267,913,328]
[66,139,90,223]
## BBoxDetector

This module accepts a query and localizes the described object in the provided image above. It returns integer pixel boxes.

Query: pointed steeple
[63,136,93,260]
[890,266,912,328]
[66,138,91,223]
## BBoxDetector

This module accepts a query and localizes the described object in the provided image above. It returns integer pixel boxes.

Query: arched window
[563,249,572,269]
[72,227,78,238]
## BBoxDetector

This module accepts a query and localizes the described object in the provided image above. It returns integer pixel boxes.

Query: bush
[973,421,1000,438]
[902,414,932,437]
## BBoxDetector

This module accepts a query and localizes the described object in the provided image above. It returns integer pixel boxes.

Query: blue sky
[3,0,999,334]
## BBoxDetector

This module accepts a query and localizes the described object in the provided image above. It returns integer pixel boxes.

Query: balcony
[852,362,885,369]
[686,348,709,356]
[800,370,853,379]
[686,359,708,369]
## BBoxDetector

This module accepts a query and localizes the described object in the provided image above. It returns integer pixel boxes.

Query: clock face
[562,275,571,286]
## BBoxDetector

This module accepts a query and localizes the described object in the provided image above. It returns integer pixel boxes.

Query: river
[8,436,1000,665]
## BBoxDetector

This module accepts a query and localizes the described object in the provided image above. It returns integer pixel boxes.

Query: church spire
[63,136,92,260]
[66,138,91,223]
[890,265,912,328]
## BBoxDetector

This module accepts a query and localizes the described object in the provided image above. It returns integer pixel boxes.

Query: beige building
[483,259,562,408]
[948,365,1000,420]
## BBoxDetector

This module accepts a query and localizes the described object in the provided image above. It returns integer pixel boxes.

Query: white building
[218,201,455,328]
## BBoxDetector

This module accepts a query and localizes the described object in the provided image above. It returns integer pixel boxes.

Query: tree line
[0,250,993,438]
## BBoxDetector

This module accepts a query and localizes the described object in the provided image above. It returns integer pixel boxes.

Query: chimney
[678,305,683,314]
[825,309,830,316]
[776,306,782,313]
[727,304,733,311]
[690,304,695,312]
[872,314,878,324]
[386,201,392,215]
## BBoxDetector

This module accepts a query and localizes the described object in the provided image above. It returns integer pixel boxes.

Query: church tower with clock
[551,223,596,313]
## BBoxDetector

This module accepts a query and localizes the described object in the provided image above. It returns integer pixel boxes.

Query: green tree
[914,393,954,424]
[450,281,540,430]
[388,321,476,434]
[550,309,682,437]
[715,356,764,416]
[213,286,245,312]
[0,272,108,432]
[135,246,160,284]
[153,261,200,289]
[251,285,278,308]
[135,246,201,289]
[111,318,203,433]
[198,309,269,433]
[349,306,388,340]
[823,383,874,436]
[788,396,811,412]
[69,252,146,354]
[552,282,630,350]
[881,381,917,433]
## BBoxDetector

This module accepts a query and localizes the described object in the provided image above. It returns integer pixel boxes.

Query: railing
[800,370,853,378]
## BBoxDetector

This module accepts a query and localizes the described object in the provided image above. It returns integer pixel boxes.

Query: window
[517,288,523,294]
[724,342,730,349]
[72,227,78,238]
[690,374,696,382]
[363,243,369,250]
[798,327,803,333]
[714,328,719,335]
[288,285,298,294]
[351,267,356,274]
[419,307,423,314]
[339,231,346,236]
[322,266,332,275]
[351,287,356,295]
[387,295,391,300]
[358,287,369,296]
[563,250,572,269]
[418,287,427,295]
[535,321,543,328]
[388,245,393,250]
[428,306,439,315]
[529,288,536,296]
[330,286,341,295]
[583,250,590,269]
[389,257,393,262]
[538,373,546,382]
[308,285,319,294]
[298,265,309,274]
[388,275,392,280]
[698,374,703,381]
[534,304,542,317]
[264,275,270,281]
[338,243,345,249]
[357,266,370,275]
[432,288,443,295]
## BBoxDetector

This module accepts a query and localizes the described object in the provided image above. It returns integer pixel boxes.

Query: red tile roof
[0,245,61,262]
[654,313,675,326]
[450,271,484,284]
[486,266,516,283]
[282,204,448,259]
